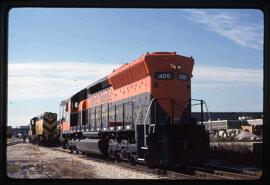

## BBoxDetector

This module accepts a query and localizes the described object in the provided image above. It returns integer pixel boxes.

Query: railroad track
[7,141,24,146]
[49,147,197,179]
[109,160,199,180]
[46,146,261,180]
[180,165,260,180]
[200,163,262,179]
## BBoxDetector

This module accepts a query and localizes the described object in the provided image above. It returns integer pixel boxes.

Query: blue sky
[8,8,263,126]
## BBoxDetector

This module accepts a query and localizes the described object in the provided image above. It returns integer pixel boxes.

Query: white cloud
[192,65,263,88]
[8,62,263,100]
[183,9,263,50]
[8,62,120,100]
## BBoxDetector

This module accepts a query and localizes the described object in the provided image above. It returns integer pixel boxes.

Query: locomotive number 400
[155,72,174,80]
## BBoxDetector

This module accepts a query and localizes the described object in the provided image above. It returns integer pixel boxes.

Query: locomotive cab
[136,96,210,168]
[134,52,209,167]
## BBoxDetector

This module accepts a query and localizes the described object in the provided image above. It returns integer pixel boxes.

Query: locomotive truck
[59,52,210,168]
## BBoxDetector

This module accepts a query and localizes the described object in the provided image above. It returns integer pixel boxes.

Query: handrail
[143,98,156,147]
[203,100,214,142]
[134,104,142,142]
[191,98,213,141]
[203,100,212,122]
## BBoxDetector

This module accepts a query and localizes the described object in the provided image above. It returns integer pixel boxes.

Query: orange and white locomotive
[59,52,209,167]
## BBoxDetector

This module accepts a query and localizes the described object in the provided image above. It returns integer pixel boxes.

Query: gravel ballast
[7,143,164,179]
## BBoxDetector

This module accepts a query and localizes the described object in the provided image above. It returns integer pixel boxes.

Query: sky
[8,8,264,127]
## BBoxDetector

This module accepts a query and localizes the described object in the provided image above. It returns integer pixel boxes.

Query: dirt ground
[7,143,163,179]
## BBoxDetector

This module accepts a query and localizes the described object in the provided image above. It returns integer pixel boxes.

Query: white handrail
[203,100,214,142]
[203,100,212,122]
[134,104,142,142]
[143,98,156,147]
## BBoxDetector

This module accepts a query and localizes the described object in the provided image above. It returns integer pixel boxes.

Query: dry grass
[45,159,96,178]
[7,162,20,174]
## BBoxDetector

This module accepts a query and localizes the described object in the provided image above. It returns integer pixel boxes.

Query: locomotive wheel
[107,150,114,161]
[108,149,114,160]
[144,154,155,169]
[120,149,126,161]
[69,147,73,153]
[128,155,136,166]
[86,153,92,157]
[115,152,121,162]
[108,156,114,162]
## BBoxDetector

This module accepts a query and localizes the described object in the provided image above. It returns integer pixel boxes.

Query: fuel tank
[75,138,108,156]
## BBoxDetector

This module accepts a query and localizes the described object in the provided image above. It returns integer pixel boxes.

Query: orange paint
[63,52,194,125]
[78,100,87,112]
[62,121,70,132]
[145,52,194,119]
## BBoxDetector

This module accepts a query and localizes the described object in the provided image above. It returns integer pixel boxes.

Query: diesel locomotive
[59,52,209,167]
[29,112,60,146]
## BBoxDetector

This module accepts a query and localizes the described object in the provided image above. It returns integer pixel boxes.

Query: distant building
[194,112,263,141]
[201,118,263,141]
[7,126,12,138]
[203,120,242,131]
[8,125,29,137]
[241,119,263,137]
[192,112,263,121]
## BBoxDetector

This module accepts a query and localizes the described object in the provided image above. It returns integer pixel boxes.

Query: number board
[154,72,174,80]
[178,73,189,81]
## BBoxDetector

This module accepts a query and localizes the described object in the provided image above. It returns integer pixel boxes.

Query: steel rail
[184,165,261,180]
[7,141,23,146]
[45,146,260,180]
